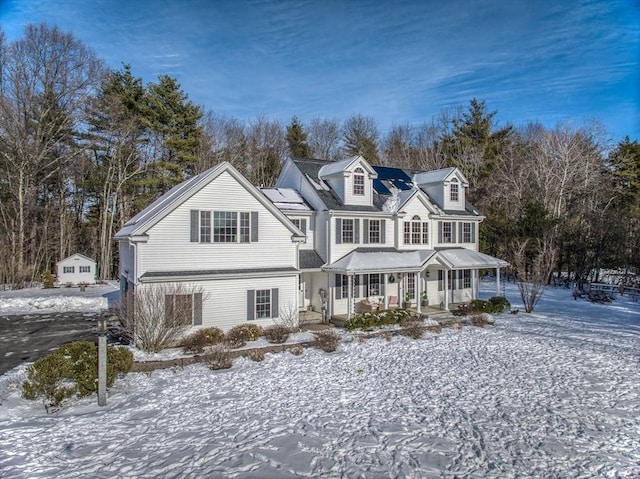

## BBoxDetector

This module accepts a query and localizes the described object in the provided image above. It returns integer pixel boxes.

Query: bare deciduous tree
[119,283,208,353]
[307,117,341,160]
[510,238,557,313]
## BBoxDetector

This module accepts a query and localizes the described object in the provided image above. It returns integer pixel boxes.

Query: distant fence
[590,283,640,302]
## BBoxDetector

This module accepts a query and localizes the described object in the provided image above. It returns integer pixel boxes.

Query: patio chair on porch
[388,295,399,309]
[359,298,379,312]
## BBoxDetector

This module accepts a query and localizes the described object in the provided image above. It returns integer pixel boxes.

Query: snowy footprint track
[1,284,639,478]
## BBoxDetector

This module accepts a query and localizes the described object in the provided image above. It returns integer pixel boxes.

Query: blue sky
[1,0,638,142]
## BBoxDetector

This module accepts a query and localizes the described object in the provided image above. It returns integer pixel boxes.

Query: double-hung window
[247,288,279,320]
[63,266,74,274]
[353,167,365,195]
[213,211,237,242]
[79,266,91,273]
[450,178,459,202]
[462,222,473,243]
[441,222,453,243]
[337,218,359,244]
[368,219,380,244]
[165,293,202,326]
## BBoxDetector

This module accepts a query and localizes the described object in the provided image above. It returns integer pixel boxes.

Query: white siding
[119,242,135,282]
[343,166,373,207]
[139,171,297,273]
[288,214,315,251]
[398,196,435,250]
[57,255,96,285]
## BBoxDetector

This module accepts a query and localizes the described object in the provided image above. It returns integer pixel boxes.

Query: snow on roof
[438,248,509,269]
[317,157,358,178]
[413,167,458,185]
[324,248,437,273]
[260,187,311,211]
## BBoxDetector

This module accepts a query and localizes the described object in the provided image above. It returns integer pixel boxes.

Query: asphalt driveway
[0,311,118,375]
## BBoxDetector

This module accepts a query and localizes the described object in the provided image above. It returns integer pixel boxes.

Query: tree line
[1,24,638,287]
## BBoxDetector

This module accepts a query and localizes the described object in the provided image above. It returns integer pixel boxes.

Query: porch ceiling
[323,248,437,274]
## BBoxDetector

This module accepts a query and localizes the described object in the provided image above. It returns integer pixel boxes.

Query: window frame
[450,178,459,202]
[341,218,354,243]
[255,289,272,319]
[63,266,75,274]
[404,216,429,245]
[79,265,91,273]
[442,222,453,243]
[462,222,472,243]
[368,219,380,244]
[353,167,365,196]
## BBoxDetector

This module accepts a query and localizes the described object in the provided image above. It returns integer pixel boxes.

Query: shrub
[470,299,490,313]
[204,345,232,370]
[225,324,263,348]
[488,296,511,313]
[42,270,54,289]
[312,329,341,352]
[425,322,442,334]
[181,327,225,354]
[344,308,412,331]
[263,324,291,344]
[248,349,265,362]
[469,313,495,327]
[400,320,426,339]
[21,341,133,412]
[288,344,304,356]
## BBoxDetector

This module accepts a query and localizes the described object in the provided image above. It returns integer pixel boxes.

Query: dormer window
[353,167,365,196]
[450,178,459,202]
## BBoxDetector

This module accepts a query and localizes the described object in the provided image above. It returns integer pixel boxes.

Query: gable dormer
[413,167,468,211]
[318,156,377,207]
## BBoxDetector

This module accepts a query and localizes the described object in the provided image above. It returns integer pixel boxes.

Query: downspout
[327,211,333,319]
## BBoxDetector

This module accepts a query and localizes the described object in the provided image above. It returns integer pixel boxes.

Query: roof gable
[115,162,304,240]
[318,156,376,179]
[57,253,96,265]
[413,167,468,187]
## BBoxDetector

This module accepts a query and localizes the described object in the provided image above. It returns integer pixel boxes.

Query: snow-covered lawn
[0,282,119,314]
[0,283,639,478]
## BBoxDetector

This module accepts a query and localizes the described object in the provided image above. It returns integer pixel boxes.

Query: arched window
[353,167,365,195]
[403,215,429,244]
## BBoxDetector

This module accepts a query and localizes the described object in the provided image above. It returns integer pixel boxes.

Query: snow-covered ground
[0,282,639,478]
[0,282,119,314]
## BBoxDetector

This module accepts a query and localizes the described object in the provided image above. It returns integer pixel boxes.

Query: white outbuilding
[56,253,97,285]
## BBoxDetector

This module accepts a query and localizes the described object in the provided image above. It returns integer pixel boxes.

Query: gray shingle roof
[299,250,325,270]
[292,158,381,212]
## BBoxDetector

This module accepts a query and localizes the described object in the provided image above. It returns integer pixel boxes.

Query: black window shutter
[380,220,386,244]
[354,219,360,243]
[438,222,443,243]
[300,219,307,235]
[247,290,255,321]
[336,219,342,244]
[165,294,174,319]
[190,210,199,242]
[363,219,369,244]
[363,274,369,296]
[271,288,279,318]
[193,293,203,325]
[335,274,342,299]
[251,212,259,242]
[452,222,457,243]
[472,223,476,243]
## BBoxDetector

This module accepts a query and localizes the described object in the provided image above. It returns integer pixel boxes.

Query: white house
[116,157,507,332]
[115,162,305,332]
[267,156,508,320]
[57,253,97,285]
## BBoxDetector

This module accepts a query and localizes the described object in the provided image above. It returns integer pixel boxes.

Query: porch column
[416,272,421,314]
[383,273,388,308]
[347,275,353,321]
[496,267,501,296]
[444,269,449,310]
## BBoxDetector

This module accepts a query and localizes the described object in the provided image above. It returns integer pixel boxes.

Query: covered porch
[323,247,508,321]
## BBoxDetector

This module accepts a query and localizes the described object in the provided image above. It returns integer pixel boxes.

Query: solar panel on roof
[373,179,391,195]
